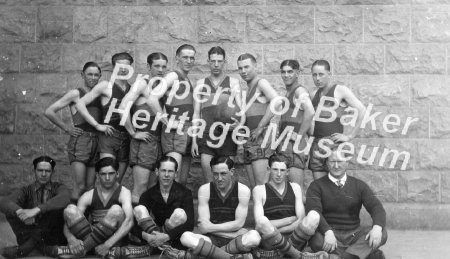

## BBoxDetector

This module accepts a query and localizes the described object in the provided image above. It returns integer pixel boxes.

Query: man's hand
[323,230,337,253]
[66,126,84,137]
[17,208,40,222]
[96,124,116,136]
[143,231,170,247]
[191,142,199,158]
[68,238,85,256]
[197,218,213,234]
[95,243,112,257]
[330,133,351,143]
[132,132,152,143]
[365,225,383,249]
[250,127,264,142]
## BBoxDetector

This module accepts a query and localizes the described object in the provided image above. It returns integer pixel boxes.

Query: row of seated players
[0,147,387,259]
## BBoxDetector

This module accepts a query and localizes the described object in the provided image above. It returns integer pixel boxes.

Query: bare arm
[337,85,366,140]
[256,79,280,130]
[252,185,266,225]
[191,79,204,157]
[45,89,81,135]
[230,77,246,126]
[76,81,108,128]
[146,72,178,126]
[293,88,314,140]
[103,188,134,247]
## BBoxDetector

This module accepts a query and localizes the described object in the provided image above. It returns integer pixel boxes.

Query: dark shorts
[129,134,162,171]
[206,234,232,248]
[243,128,275,164]
[277,138,308,170]
[67,132,99,166]
[308,138,331,172]
[198,128,237,157]
[161,123,192,156]
[98,131,131,162]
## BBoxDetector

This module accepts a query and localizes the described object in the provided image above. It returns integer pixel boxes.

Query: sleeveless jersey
[280,85,305,133]
[101,82,130,132]
[201,76,232,130]
[130,78,162,136]
[209,181,239,224]
[263,183,296,220]
[311,84,346,139]
[88,184,122,224]
[245,79,268,130]
[72,88,102,132]
[163,70,194,123]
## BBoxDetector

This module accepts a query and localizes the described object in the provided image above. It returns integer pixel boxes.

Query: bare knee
[169,208,187,227]
[304,211,320,229]
[180,232,206,249]
[104,205,125,226]
[64,204,82,223]
[256,216,274,236]
[133,205,150,220]
[242,230,261,248]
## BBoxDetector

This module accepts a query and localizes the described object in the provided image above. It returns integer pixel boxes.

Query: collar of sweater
[328,173,347,186]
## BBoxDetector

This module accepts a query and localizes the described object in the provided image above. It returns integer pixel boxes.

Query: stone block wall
[0,0,449,229]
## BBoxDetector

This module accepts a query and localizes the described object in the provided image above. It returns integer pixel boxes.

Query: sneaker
[121,245,152,258]
[159,244,186,259]
[231,253,253,259]
[0,246,18,258]
[301,251,329,259]
[56,246,81,259]
[106,246,121,259]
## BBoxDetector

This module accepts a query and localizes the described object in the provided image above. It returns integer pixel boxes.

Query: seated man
[59,157,138,258]
[295,145,388,259]
[163,156,259,259]
[132,156,195,252]
[0,156,70,258]
[253,154,328,259]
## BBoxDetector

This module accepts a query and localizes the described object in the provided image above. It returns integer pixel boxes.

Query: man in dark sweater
[294,145,387,259]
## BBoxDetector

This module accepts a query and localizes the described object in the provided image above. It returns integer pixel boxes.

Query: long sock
[222,235,251,254]
[68,217,92,240]
[82,220,117,251]
[289,221,314,251]
[138,217,157,234]
[192,238,232,259]
[261,229,300,258]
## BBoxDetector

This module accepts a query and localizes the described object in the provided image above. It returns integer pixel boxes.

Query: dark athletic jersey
[280,85,306,133]
[163,70,194,123]
[209,181,239,224]
[72,88,102,132]
[101,82,130,132]
[245,79,268,130]
[88,184,122,224]
[201,76,232,130]
[311,84,346,139]
[130,78,162,136]
[263,183,296,220]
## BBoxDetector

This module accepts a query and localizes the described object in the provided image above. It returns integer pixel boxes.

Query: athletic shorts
[206,228,248,247]
[129,133,162,171]
[161,123,192,156]
[198,127,237,157]
[98,131,131,162]
[308,137,331,172]
[243,128,275,164]
[67,131,99,166]
[277,138,308,170]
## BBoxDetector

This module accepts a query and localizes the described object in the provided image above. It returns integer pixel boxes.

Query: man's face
[311,65,331,89]
[177,49,196,72]
[98,166,118,189]
[269,161,288,185]
[114,59,132,76]
[156,161,177,189]
[208,53,226,76]
[148,59,168,78]
[326,151,349,179]
[281,65,299,87]
[82,66,101,89]
[237,59,257,82]
[35,162,53,185]
[211,163,234,190]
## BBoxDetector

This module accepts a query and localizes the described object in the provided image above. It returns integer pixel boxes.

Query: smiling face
[281,65,299,87]
[148,59,168,78]
[326,151,349,179]
[34,162,53,185]
[311,64,331,89]
[211,163,234,191]
[156,161,177,189]
[268,161,288,185]
[82,66,101,89]
[237,58,257,82]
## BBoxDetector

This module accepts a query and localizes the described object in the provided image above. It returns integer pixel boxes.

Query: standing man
[277,59,315,188]
[296,145,388,259]
[309,60,366,179]
[147,44,196,186]
[76,52,135,182]
[0,156,70,258]
[119,52,169,204]
[191,46,245,182]
[252,155,328,259]
[132,156,195,251]
[45,62,102,202]
[237,53,281,188]
[60,157,135,258]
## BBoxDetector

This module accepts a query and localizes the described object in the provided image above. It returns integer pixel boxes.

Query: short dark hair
[311,59,330,72]
[237,53,256,64]
[33,156,56,170]
[176,44,196,56]
[208,46,226,60]
[112,52,134,67]
[147,52,168,66]
[95,157,119,172]
[82,61,101,73]
[156,155,179,172]
[280,59,300,70]
[210,156,234,170]
[268,154,287,168]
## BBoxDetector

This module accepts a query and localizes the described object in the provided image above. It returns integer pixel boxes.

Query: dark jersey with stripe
[263,183,296,220]
[245,80,268,130]
[201,76,232,130]
[209,181,239,224]
[101,82,130,132]
[163,70,194,123]
[87,184,122,224]
[130,78,162,136]
[280,85,305,133]
[72,88,102,132]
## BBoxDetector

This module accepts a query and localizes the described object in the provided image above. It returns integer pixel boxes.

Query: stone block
[97,0,137,5]
[316,6,363,43]
[107,6,137,43]
[183,0,264,5]
[247,7,313,43]
[441,172,450,203]
[21,45,62,72]
[267,0,333,4]
[263,45,294,75]
[198,7,246,43]
[0,103,15,134]
[37,6,73,43]
[16,104,59,134]
[294,45,333,74]
[73,7,108,43]
[398,171,439,203]
[385,44,446,74]
[44,134,69,163]
[63,45,101,72]
[348,170,398,202]
[0,44,20,73]
[334,45,384,74]
[137,0,181,5]
[430,108,450,138]
[412,6,450,43]
[0,73,37,104]
[410,75,450,107]
[0,135,45,164]
[0,0,94,5]
[416,139,450,170]
[0,165,26,190]
[364,6,410,43]
[35,73,68,105]
[335,0,410,4]
[383,203,450,230]
[135,45,172,72]
[412,0,450,3]
[0,7,35,43]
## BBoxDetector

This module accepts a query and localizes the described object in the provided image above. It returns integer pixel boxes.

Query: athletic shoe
[301,251,329,259]
[231,253,253,259]
[159,244,186,259]
[56,246,82,259]
[121,245,152,258]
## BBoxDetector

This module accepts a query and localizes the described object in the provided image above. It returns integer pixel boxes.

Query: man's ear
[230,168,235,175]
[155,168,160,176]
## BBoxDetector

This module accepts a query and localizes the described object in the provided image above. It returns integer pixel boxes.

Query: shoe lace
[129,246,150,256]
